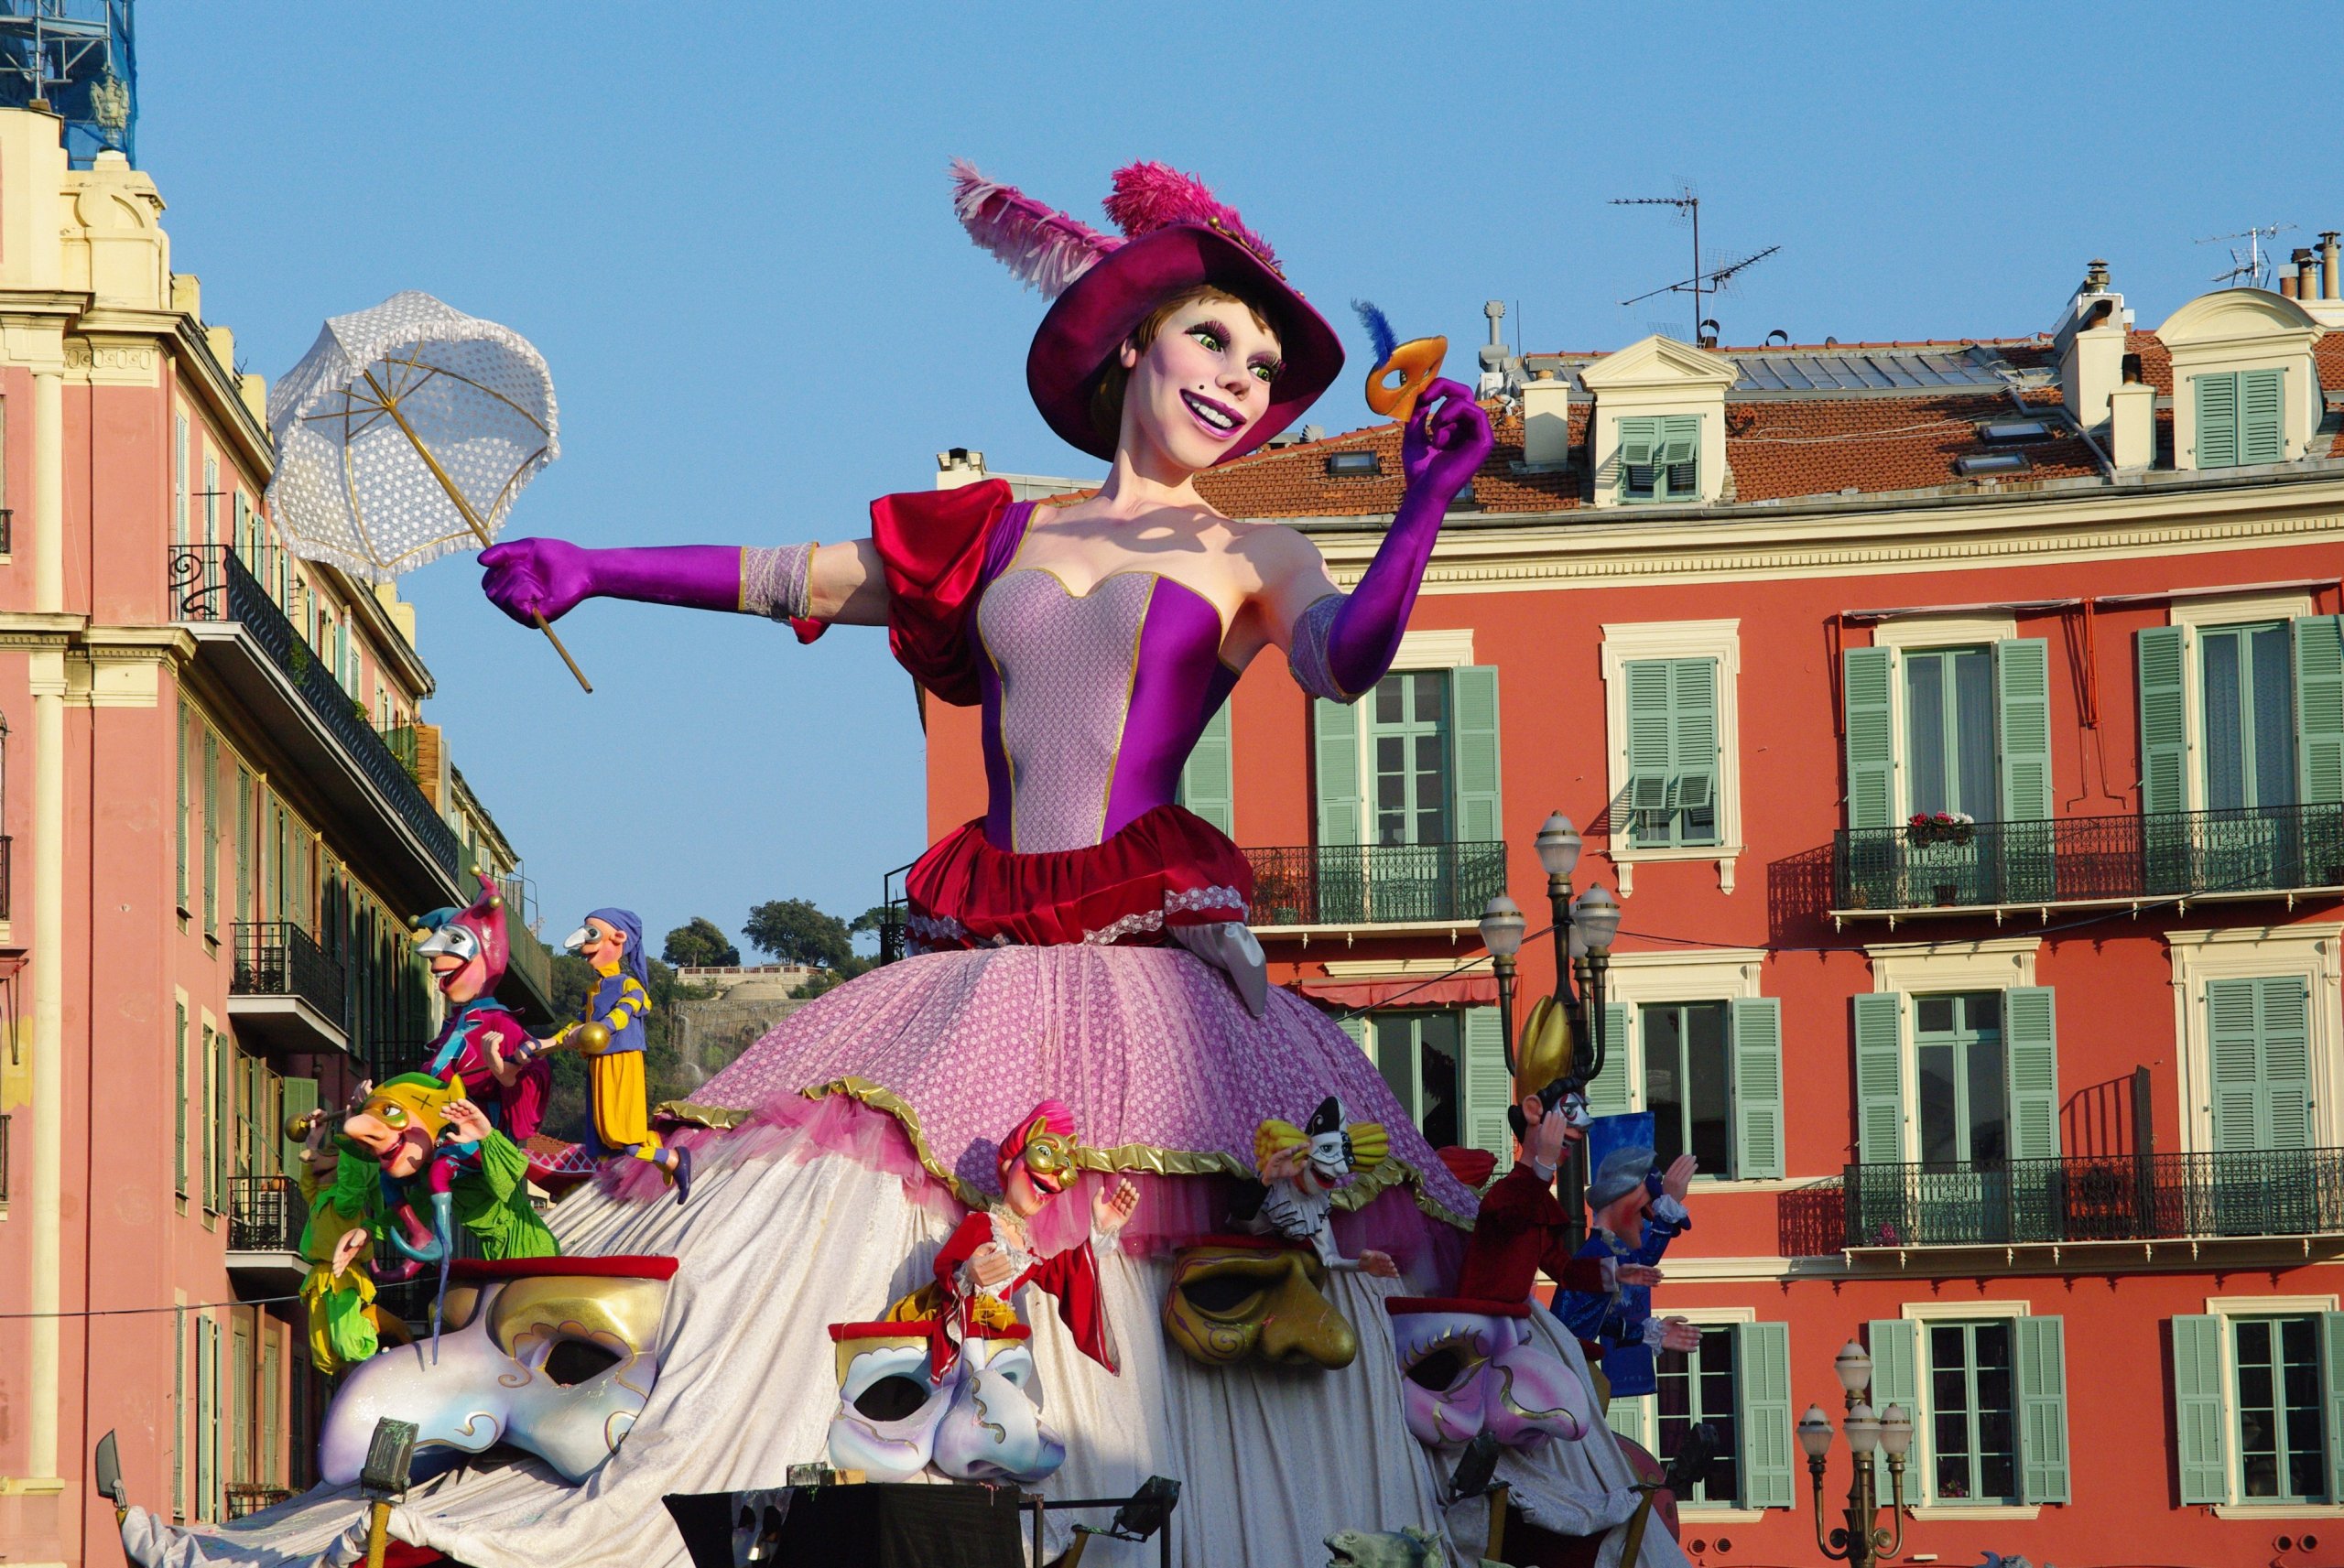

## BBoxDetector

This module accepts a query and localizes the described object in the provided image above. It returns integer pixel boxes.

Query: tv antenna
[1612,187,1778,346]
[2198,223,2295,288]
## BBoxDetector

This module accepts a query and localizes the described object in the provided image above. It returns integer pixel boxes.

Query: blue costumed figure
[537,908,691,1203]
[1555,1113,1699,1400]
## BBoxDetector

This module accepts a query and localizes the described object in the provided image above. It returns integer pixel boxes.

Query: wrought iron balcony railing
[1247,841,1510,927]
[1833,803,2344,915]
[226,1175,308,1254]
[1841,1148,2344,1249]
[170,546,464,882]
[364,1037,436,1086]
[232,921,349,1024]
[224,1487,295,1520]
[1777,1175,1847,1258]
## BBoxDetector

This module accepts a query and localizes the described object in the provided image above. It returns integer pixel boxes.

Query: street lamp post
[1798,1341,1911,1568]
[1528,815,1622,1247]
[1478,896,1526,1072]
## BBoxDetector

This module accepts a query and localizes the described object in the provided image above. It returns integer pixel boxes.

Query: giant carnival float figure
[528,906,694,1200]
[411,872,552,1143]
[120,161,1696,1568]
[1555,1118,1700,1403]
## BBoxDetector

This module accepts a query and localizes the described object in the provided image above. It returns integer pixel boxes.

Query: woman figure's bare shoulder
[1214,514,1324,581]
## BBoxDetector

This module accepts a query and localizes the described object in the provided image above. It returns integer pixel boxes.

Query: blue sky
[136,2,2340,956]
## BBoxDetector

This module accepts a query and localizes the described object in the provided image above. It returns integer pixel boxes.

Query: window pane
[1414,672,1446,725]
[1907,655,1948,816]
[1687,1004,1734,1175]
[1964,991,2001,1033]
[2205,632,2246,811]
[1917,995,1955,1033]
[1966,1036,2008,1165]
[1375,676,1402,726]
[1373,1017,1416,1118]
[1918,1044,1959,1164]
[1418,1013,1460,1149]
[1953,648,1998,821]
[2251,625,2297,808]
[1645,1006,1685,1167]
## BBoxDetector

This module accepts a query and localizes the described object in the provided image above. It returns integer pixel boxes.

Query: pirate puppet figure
[412,873,549,1142]
[534,908,690,1202]
[339,1073,559,1285]
[885,1100,1138,1384]
[1554,1114,1698,1400]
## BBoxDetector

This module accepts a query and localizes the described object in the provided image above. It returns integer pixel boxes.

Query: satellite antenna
[1612,186,1779,346]
[2198,223,2295,288]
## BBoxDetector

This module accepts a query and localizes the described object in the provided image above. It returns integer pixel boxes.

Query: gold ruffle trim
[661,1077,1472,1231]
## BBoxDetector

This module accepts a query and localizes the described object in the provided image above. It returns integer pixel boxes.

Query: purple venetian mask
[1384,1297,1591,1451]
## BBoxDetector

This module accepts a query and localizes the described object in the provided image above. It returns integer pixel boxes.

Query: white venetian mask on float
[826,1321,1065,1484]
[1383,1297,1591,1451]
[319,1260,673,1485]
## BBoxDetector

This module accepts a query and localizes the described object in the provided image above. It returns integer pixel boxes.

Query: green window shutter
[1843,646,1897,829]
[1993,639,2053,822]
[2241,366,2284,465]
[1864,1317,1920,1496]
[1585,1001,1633,1116]
[1313,697,1363,847]
[2209,975,2312,1152]
[1605,1391,1651,1451]
[1624,660,1676,844]
[2323,1313,2344,1508]
[1334,1012,1369,1052]
[1737,1320,1795,1509]
[1618,416,1656,468]
[176,706,189,912]
[1177,704,1235,835]
[2137,627,2189,815]
[212,1027,230,1211]
[2207,978,2263,1152]
[198,1024,213,1213]
[1452,665,1503,844]
[1853,993,1904,1163]
[174,1004,189,1198]
[2016,1315,2071,1503]
[1462,1005,1514,1175]
[1673,659,1720,846]
[1730,997,1785,1178]
[2261,975,2314,1151]
[2294,616,2344,806]
[2196,372,2239,469]
[279,1076,318,1175]
[202,730,219,933]
[1658,414,1701,499]
[2173,1314,2229,1505]
[2003,986,2060,1160]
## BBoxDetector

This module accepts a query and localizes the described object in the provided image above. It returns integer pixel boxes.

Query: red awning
[1292,976,1499,1011]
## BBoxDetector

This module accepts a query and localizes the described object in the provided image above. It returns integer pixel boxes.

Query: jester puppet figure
[885,1100,1138,1383]
[340,1074,559,1281]
[413,873,549,1141]
[535,908,690,1203]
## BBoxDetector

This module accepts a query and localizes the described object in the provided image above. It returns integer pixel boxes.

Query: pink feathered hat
[952,159,1345,464]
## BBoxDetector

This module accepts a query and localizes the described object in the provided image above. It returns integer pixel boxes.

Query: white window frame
[1597,947,1782,1186]
[2162,590,2317,813]
[1865,935,2041,1163]
[2203,1292,2344,1518]
[1861,613,2019,825]
[2165,921,2344,1154]
[1336,630,1476,844]
[1665,1306,1766,1522]
[1601,620,1742,893]
[1900,1299,2041,1519]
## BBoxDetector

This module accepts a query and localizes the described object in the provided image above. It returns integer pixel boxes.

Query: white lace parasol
[266,290,587,687]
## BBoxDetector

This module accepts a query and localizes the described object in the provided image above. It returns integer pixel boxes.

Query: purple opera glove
[1287,378,1493,701]
[478,539,810,625]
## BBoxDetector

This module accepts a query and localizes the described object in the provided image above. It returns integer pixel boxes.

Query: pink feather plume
[1101,160,1280,272]
[950,157,1118,299]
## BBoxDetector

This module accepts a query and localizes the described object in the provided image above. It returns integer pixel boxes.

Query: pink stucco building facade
[0,108,551,1568]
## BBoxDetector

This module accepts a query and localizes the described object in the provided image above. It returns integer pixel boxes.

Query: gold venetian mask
[1162,1240,1357,1369]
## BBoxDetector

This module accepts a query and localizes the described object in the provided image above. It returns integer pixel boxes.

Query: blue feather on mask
[1351,299,1397,367]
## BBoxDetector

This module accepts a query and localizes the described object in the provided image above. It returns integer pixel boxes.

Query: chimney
[2086,258,2111,292]
[2295,248,2319,300]
[2060,259,2127,431]
[2110,378,2156,469]
[1483,299,1506,349]
[2282,272,2300,299]
[2325,232,2342,302]
[1521,367,1571,466]
[934,448,987,491]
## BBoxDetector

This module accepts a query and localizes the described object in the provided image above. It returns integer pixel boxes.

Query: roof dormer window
[1620,415,1699,503]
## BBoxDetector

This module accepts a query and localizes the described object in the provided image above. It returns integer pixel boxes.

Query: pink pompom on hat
[951,158,1345,463]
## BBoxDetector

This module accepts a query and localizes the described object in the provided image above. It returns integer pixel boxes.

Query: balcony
[170,546,465,906]
[1831,803,2344,925]
[229,922,349,1055]
[1246,841,1509,935]
[224,1175,309,1289]
[1839,1149,2344,1264]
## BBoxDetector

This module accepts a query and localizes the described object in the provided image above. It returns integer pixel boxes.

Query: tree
[663,916,740,969]
[743,897,853,969]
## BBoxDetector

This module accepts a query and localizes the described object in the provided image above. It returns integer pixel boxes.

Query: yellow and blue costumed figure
[550,907,692,1204]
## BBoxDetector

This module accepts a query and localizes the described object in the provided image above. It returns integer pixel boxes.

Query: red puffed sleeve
[863,479,1018,706]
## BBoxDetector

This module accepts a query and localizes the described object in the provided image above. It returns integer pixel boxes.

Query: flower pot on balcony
[1933,882,1959,906]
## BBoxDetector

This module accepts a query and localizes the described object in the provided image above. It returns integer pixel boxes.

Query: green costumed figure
[341,1073,559,1285]
[287,1098,406,1373]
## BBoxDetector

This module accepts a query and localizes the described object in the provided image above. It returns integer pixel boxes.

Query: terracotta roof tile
[1726,388,2098,503]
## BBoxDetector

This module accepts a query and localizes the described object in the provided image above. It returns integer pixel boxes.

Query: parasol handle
[364,370,593,693]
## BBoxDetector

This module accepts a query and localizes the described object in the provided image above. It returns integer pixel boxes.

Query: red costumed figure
[886,1100,1139,1383]
[413,872,550,1142]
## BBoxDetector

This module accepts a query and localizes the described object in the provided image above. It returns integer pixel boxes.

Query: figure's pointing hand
[480,537,595,626]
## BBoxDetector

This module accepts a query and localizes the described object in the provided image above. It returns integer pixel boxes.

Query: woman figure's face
[1117,296,1283,474]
